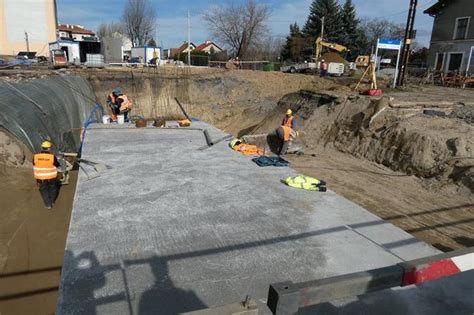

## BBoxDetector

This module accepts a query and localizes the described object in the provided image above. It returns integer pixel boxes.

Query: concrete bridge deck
[56,122,439,314]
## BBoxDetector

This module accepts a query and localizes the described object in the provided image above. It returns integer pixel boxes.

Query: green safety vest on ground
[284,175,327,192]
[229,138,243,149]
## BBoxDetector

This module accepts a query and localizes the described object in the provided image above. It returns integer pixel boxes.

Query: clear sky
[56,0,438,48]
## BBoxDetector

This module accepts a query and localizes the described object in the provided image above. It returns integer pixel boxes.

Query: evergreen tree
[147,38,157,47]
[281,23,304,61]
[341,0,367,54]
[341,0,358,48]
[303,0,343,43]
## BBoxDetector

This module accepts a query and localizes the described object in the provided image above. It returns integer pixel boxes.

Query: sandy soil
[0,169,77,315]
[287,148,474,251]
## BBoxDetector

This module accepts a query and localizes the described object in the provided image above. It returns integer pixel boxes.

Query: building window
[435,53,444,71]
[447,53,463,72]
[454,17,469,40]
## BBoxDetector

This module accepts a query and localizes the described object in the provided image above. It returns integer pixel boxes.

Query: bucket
[117,115,125,124]
[102,115,110,124]
[135,119,147,128]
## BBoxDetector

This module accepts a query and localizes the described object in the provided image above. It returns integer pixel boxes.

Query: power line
[371,0,437,20]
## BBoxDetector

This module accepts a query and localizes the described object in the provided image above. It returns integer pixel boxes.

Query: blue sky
[56,0,438,48]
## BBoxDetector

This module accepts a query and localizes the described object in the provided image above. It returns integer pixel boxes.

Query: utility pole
[320,16,325,39]
[187,10,191,66]
[396,0,418,87]
[25,31,30,52]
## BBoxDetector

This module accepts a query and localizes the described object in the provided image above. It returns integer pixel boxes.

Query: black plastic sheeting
[0,75,99,153]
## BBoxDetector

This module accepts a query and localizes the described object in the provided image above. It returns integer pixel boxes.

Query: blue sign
[377,38,402,50]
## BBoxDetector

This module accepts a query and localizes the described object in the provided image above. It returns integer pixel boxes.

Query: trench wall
[0,75,98,164]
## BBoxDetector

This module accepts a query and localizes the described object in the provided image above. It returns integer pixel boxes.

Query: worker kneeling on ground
[106,88,133,122]
[33,141,60,209]
[276,109,297,155]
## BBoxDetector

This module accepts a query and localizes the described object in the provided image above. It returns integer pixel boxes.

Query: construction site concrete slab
[57,122,440,314]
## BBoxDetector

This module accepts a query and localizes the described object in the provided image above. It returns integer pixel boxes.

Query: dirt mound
[318,52,348,64]
[449,104,474,124]
[331,112,474,193]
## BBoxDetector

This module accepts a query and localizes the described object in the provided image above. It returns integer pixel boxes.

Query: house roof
[170,42,196,56]
[58,24,95,35]
[424,0,452,15]
[194,41,223,52]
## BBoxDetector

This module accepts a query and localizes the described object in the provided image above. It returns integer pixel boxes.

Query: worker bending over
[33,141,60,209]
[276,109,297,155]
[106,88,133,122]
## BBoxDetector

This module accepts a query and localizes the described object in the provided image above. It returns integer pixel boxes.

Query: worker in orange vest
[276,109,297,155]
[320,59,328,77]
[106,88,133,122]
[33,141,60,209]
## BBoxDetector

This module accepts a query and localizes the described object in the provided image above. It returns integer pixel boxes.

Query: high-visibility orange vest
[118,95,132,111]
[233,144,264,156]
[282,116,294,128]
[33,153,58,180]
[281,126,292,142]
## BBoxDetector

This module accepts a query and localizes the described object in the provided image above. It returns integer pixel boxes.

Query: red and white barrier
[401,250,474,286]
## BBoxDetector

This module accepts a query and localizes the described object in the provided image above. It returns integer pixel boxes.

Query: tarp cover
[0,75,98,153]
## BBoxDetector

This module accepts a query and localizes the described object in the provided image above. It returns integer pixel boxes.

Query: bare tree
[361,18,406,47]
[250,36,285,61]
[122,0,156,47]
[204,0,269,59]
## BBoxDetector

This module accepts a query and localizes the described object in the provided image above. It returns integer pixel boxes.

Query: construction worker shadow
[60,251,206,314]
[60,250,126,315]
[266,131,282,154]
[136,256,207,314]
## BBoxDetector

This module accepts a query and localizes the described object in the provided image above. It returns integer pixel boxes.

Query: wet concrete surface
[57,123,439,314]
[0,169,76,315]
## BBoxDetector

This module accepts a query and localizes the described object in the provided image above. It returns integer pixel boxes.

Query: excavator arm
[314,37,348,60]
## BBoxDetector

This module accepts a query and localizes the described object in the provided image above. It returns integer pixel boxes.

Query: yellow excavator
[314,37,348,61]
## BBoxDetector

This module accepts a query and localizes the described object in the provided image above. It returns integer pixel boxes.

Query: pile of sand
[317,52,348,64]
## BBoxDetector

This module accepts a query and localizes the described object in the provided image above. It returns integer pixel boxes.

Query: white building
[131,46,162,64]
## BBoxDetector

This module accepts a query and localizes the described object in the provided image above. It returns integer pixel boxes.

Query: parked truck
[281,62,317,73]
[281,37,349,75]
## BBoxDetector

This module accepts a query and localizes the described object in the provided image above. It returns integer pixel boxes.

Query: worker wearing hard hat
[320,59,328,77]
[33,141,60,209]
[276,109,297,155]
[106,88,133,122]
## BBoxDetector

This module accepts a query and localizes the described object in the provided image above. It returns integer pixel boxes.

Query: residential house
[58,24,97,42]
[424,0,474,73]
[170,42,196,59]
[194,40,223,54]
